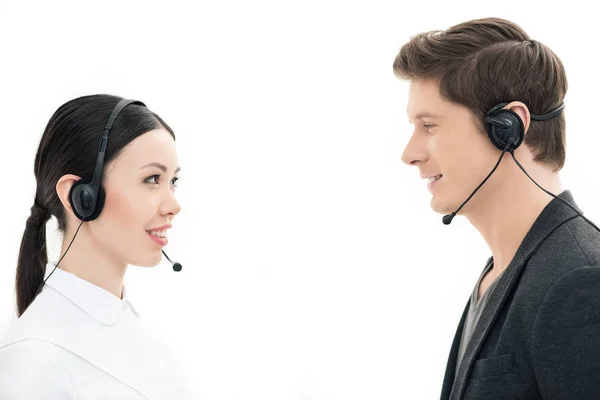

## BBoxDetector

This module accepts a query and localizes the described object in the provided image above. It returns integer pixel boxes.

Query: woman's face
[88,128,181,267]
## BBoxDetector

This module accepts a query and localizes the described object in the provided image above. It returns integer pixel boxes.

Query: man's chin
[430,196,456,216]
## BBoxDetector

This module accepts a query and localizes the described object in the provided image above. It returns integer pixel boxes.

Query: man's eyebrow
[408,112,444,123]
[140,162,181,174]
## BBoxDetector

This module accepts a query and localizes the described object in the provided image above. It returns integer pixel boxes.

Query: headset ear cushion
[484,109,524,151]
[68,181,105,221]
[68,181,86,220]
[87,185,105,221]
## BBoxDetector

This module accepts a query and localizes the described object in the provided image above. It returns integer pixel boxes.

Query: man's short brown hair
[393,17,568,171]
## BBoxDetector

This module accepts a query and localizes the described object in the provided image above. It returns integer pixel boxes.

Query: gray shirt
[454,258,505,380]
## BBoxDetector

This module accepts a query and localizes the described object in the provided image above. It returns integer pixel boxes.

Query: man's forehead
[407,79,448,115]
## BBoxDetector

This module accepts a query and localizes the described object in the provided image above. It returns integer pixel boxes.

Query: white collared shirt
[0,263,196,399]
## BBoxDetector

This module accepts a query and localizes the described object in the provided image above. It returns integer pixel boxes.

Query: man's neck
[466,171,562,275]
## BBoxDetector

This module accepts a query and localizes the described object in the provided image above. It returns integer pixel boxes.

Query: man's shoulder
[540,266,600,304]
[509,217,600,316]
[563,214,600,264]
[522,215,600,287]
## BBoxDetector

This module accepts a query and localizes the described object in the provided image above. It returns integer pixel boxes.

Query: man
[394,17,600,399]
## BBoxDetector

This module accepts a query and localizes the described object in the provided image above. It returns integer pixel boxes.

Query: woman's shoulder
[0,339,77,398]
[0,338,71,367]
[0,286,85,346]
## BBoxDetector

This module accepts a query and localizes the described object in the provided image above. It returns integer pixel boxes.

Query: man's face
[402,78,501,215]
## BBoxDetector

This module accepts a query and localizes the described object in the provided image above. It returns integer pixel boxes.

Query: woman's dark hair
[393,17,568,171]
[16,94,175,317]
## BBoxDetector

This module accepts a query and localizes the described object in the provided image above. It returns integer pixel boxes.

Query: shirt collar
[43,262,141,325]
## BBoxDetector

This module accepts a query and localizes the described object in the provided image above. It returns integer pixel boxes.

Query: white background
[0,1,598,399]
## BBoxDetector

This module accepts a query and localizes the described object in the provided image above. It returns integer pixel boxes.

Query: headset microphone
[162,250,182,272]
[442,138,514,225]
[442,102,600,235]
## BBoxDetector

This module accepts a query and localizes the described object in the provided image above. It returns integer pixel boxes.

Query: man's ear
[56,174,82,217]
[505,101,531,135]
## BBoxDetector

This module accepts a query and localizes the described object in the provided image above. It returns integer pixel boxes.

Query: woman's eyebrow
[140,162,181,174]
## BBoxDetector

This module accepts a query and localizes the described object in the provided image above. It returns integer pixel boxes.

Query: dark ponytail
[15,94,175,317]
[16,201,52,316]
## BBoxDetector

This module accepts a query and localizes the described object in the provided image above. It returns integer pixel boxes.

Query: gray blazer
[441,190,600,400]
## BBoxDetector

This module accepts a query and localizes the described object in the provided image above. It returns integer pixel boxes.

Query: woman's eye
[145,175,180,187]
[423,123,435,129]
[145,175,159,184]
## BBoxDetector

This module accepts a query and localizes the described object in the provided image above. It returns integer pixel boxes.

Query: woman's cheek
[105,188,139,226]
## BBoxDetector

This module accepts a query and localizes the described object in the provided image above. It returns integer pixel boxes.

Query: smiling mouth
[426,174,442,183]
[145,229,167,238]
[146,230,168,246]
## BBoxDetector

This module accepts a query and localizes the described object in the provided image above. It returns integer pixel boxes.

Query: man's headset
[483,101,565,152]
[442,101,600,235]
[32,99,182,304]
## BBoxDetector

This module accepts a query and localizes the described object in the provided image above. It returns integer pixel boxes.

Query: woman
[0,94,194,399]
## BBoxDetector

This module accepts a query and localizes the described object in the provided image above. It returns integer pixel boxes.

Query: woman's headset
[68,99,145,221]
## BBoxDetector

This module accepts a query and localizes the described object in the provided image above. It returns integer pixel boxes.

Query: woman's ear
[505,101,531,135]
[56,174,82,217]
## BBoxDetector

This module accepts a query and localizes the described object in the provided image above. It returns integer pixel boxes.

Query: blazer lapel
[449,190,582,399]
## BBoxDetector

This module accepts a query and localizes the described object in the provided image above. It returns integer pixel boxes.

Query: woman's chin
[130,254,163,268]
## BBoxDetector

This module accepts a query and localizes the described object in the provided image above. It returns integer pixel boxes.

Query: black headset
[68,99,145,221]
[483,101,566,152]
[443,101,600,235]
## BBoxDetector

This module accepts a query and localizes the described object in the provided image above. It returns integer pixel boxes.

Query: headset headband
[88,99,146,190]
[487,102,565,121]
